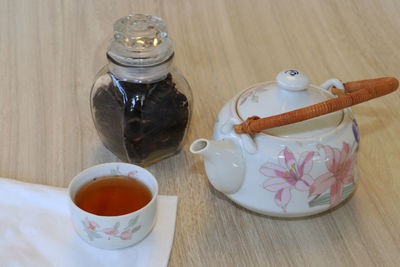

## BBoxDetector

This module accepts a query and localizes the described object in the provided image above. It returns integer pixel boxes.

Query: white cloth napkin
[0,177,178,267]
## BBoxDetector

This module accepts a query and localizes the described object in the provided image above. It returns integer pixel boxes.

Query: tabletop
[1,0,400,266]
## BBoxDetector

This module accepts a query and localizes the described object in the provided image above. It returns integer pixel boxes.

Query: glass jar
[90,14,192,166]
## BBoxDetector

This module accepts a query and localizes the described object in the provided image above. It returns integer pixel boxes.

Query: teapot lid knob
[277,69,310,91]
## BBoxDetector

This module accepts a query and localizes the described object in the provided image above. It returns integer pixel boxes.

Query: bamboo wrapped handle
[234,77,399,135]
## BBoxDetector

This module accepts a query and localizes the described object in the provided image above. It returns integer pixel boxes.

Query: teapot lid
[236,70,343,138]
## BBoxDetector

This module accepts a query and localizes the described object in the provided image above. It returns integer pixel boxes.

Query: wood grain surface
[1,0,399,266]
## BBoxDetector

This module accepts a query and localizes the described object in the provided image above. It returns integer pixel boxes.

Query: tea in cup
[68,163,158,249]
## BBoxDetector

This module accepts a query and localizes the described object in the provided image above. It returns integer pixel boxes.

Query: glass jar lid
[236,70,343,138]
[107,14,173,67]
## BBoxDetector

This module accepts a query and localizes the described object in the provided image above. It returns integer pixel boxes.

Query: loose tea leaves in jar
[90,14,192,166]
[92,73,189,164]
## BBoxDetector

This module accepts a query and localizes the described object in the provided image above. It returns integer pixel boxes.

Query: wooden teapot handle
[234,77,399,135]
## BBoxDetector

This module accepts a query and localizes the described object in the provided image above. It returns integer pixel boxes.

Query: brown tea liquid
[74,175,152,216]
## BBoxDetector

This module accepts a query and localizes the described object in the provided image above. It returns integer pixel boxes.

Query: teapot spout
[190,138,245,194]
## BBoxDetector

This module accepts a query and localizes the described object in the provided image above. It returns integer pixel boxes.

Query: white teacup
[68,163,158,249]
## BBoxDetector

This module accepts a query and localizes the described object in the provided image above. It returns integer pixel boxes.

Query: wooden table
[1,0,399,266]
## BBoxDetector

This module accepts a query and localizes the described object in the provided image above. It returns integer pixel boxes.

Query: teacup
[67,162,158,249]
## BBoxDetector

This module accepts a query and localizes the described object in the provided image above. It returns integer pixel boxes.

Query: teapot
[190,70,398,217]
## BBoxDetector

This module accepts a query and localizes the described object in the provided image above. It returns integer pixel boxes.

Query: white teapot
[190,70,398,217]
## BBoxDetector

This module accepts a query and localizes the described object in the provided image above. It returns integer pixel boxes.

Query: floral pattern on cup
[260,141,358,211]
[82,215,141,241]
[128,170,139,179]
[110,165,139,179]
[110,165,122,176]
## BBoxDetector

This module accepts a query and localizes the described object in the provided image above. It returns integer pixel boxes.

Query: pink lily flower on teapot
[309,142,356,206]
[260,148,315,211]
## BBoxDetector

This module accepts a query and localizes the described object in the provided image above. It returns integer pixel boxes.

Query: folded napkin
[0,177,177,267]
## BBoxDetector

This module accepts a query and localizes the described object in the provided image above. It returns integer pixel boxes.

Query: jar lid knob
[113,14,167,51]
[276,70,310,91]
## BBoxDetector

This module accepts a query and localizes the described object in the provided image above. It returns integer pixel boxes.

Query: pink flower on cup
[120,229,133,240]
[84,218,99,231]
[128,171,138,179]
[309,142,356,206]
[102,228,118,236]
[260,148,315,211]
[81,215,142,242]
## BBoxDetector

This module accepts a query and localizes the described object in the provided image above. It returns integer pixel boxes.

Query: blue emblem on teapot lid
[277,69,310,91]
